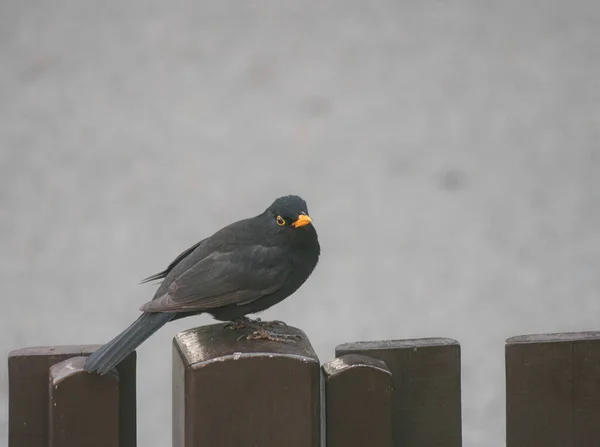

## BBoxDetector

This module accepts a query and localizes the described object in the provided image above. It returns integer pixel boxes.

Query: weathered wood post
[8,346,136,447]
[337,338,462,447]
[173,323,321,447]
[506,332,600,447]
[49,357,119,447]
[322,354,393,447]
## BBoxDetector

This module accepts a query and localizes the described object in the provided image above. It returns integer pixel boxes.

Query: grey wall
[2,1,599,446]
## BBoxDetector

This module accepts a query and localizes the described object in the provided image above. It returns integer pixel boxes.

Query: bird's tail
[84,312,174,375]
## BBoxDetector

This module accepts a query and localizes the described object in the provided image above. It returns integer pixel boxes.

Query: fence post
[336,338,462,447]
[8,346,136,447]
[173,323,321,447]
[322,354,393,447]
[506,332,600,447]
[49,357,119,447]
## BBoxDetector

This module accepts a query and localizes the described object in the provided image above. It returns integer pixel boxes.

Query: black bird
[84,195,320,375]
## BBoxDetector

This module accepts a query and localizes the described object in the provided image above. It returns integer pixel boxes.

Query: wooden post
[49,357,119,447]
[173,323,321,447]
[8,346,136,447]
[506,332,600,447]
[336,338,462,447]
[322,354,393,447]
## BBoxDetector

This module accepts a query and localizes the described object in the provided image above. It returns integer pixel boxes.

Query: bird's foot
[251,317,289,330]
[239,329,301,343]
[224,317,288,332]
[224,317,252,331]
[260,318,288,327]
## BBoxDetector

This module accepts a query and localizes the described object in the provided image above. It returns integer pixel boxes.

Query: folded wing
[140,244,288,312]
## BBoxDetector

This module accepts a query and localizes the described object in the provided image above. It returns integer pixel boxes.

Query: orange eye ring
[276,216,286,226]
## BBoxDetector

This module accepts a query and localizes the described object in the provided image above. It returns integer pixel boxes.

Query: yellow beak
[292,214,312,228]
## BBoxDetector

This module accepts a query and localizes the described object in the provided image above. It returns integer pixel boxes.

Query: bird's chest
[283,249,318,286]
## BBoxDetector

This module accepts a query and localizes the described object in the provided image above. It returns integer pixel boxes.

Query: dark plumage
[84,195,320,375]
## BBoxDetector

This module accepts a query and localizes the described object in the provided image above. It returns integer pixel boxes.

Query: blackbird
[84,195,320,375]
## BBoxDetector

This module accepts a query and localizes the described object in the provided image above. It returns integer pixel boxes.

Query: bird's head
[265,195,313,231]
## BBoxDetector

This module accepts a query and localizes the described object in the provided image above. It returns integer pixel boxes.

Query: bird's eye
[276,215,286,226]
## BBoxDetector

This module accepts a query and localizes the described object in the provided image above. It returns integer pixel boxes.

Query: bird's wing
[140,244,289,313]
[140,238,207,284]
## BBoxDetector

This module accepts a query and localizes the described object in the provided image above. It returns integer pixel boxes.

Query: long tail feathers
[84,312,174,375]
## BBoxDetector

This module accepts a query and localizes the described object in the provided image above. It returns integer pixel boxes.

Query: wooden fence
[8,324,600,447]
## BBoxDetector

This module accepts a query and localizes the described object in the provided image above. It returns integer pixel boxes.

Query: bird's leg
[240,328,301,343]
[224,316,288,332]
[226,318,300,343]
[224,317,254,331]
[256,318,288,328]
[249,317,288,330]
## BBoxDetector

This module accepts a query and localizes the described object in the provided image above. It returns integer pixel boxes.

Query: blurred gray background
[2,1,599,446]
